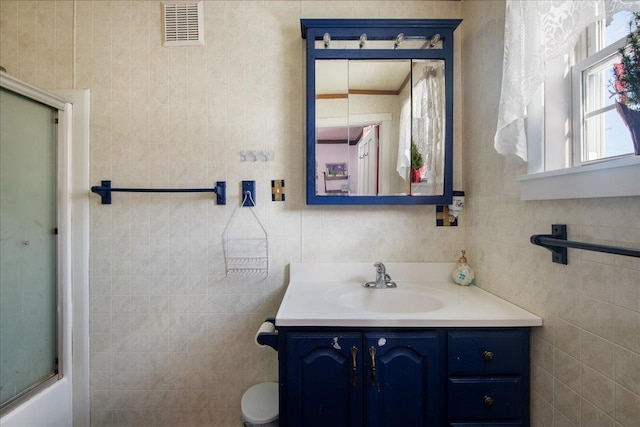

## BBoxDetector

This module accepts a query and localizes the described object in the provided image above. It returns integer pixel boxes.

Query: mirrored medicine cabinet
[301,19,461,205]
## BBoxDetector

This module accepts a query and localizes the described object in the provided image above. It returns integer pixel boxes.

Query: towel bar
[91,180,226,205]
[531,224,640,264]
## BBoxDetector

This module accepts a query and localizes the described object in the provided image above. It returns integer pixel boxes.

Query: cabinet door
[364,331,444,427]
[286,332,363,427]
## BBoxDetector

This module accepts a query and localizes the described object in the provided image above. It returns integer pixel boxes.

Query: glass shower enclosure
[0,86,59,412]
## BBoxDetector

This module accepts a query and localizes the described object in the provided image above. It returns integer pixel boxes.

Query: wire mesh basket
[224,237,269,275]
[223,192,269,276]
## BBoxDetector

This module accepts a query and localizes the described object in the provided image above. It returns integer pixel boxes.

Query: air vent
[162,1,204,47]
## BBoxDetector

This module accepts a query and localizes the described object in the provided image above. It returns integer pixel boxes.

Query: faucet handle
[374,262,385,274]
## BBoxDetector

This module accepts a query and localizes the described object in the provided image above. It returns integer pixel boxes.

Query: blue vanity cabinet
[285,332,364,427]
[283,330,445,427]
[447,329,531,426]
[279,327,532,427]
[364,332,444,427]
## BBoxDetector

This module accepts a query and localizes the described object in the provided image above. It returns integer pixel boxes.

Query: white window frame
[518,15,640,201]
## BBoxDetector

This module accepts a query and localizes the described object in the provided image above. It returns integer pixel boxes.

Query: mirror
[302,19,461,205]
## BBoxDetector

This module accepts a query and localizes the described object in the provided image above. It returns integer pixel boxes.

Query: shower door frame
[0,72,84,427]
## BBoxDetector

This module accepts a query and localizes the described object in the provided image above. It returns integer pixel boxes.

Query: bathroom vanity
[274,263,542,427]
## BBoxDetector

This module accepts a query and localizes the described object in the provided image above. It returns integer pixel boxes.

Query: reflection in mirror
[313,35,443,50]
[405,59,446,196]
[316,60,410,196]
[302,19,462,205]
[315,59,446,196]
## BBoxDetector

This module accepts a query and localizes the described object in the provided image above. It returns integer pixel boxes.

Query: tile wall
[1,1,464,426]
[3,1,638,426]
[461,2,640,426]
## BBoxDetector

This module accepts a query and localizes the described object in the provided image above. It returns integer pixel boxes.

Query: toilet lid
[241,382,279,424]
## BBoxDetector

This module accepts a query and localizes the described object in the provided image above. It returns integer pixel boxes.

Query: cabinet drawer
[448,330,528,375]
[448,377,522,420]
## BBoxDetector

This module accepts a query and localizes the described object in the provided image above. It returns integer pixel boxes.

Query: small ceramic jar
[452,250,475,286]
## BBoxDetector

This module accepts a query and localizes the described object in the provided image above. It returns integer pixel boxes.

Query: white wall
[1,2,464,426]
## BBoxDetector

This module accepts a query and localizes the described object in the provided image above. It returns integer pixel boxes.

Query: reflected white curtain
[495,0,640,161]
[398,97,411,179]
[397,61,446,184]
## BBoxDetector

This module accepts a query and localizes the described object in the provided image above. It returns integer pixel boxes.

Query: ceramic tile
[581,331,614,379]
[531,391,554,427]
[554,349,580,392]
[581,364,615,416]
[579,296,615,341]
[5,1,639,425]
[614,345,640,396]
[615,385,640,427]
[614,307,640,354]
[553,380,580,426]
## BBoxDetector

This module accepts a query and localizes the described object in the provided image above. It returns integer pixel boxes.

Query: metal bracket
[92,180,112,204]
[242,180,255,206]
[530,224,568,265]
[215,182,226,205]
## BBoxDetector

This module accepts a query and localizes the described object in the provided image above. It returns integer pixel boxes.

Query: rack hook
[242,181,256,207]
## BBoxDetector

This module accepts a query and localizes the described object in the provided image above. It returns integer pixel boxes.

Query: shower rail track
[91,180,226,205]
[530,224,640,264]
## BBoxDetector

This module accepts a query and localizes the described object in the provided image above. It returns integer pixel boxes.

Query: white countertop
[275,263,543,328]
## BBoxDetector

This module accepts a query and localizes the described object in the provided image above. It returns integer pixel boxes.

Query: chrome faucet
[363,262,397,289]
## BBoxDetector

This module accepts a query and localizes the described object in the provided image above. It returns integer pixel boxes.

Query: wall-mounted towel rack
[91,180,226,205]
[531,224,640,264]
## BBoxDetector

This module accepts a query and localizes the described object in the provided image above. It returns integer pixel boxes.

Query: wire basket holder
[223,190,269,276]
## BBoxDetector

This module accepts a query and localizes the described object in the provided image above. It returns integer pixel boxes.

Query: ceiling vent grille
[162,1,204,47]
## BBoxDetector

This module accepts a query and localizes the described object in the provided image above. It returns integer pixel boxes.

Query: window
[518,9,640,200]
[572,10,636,164]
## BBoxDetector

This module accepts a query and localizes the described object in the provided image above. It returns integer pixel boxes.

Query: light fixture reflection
[359,33,367,49]
[394,33,404,49]
[323,32,331,48]
[429,33,441,48]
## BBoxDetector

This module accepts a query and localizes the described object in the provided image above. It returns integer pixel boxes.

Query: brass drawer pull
[483,350,494,362]
[351,346,358,386]
[483,395,494,407]
[369,346,377,386]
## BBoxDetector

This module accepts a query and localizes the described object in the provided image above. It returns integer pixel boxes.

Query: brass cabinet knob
[483,350,494,362]
[483,395,494,407]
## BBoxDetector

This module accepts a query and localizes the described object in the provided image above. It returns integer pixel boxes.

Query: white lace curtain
[495,0,640,162]
[397,61,445,181]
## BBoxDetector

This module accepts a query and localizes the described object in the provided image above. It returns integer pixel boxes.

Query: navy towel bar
[91,180,226,205]
[531,224,640,264]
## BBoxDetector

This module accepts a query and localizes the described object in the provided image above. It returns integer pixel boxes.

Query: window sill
[517,156,640,200]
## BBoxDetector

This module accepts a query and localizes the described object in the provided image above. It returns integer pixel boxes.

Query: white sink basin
[275,263,543,327]
[325,285,445,314]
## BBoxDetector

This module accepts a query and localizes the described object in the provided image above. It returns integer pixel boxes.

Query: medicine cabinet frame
[302,19,462,205]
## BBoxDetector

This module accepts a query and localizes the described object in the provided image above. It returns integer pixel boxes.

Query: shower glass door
[0,87,58,410]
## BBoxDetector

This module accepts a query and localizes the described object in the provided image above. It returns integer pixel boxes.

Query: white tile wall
[461,1,640,426]
[1,1,464,426]
[5,1,638,426]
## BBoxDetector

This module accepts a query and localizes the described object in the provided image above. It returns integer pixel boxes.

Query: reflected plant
[612,12,640,110]
[411,141,424,169]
